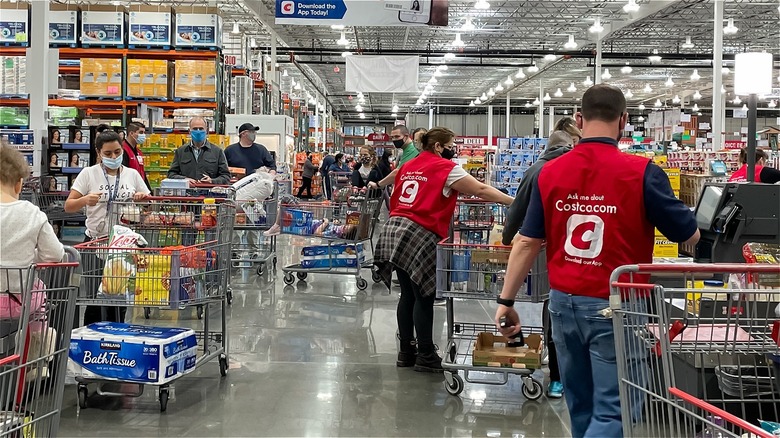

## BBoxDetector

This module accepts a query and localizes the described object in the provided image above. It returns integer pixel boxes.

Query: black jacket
[501,144,572,245]
[168,141,232,185]
[351,164,382,188]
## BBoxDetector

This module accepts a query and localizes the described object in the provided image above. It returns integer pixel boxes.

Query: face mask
[246,132,257,142]
[360,157,371,165]
[102,154,123,170]
[191,130,207,143]
[441,148,455,160]
[393,139,406,148]
[136,133,146,144]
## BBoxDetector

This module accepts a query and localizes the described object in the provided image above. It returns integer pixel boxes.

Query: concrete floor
[58,235,571,437]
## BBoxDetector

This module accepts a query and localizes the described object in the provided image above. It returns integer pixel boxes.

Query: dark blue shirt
[224,142,276,174]
[520,137,697,243]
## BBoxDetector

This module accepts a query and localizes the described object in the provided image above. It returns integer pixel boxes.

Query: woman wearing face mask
[65,131,150,325]
[374,127,514,373]
[351,147,382,188]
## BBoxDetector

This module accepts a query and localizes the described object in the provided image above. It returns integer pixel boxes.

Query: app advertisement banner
[275,0,448,27]
[0,10,28,44]
[81,11,124,46]
[49,11,78,45]
[175,14,221,48]
[129,11,171,46]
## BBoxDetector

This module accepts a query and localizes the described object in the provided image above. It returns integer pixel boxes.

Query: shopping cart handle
[0,354,20,366]
[142,196,232,203]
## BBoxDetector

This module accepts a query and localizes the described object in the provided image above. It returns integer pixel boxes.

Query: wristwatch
[496,297,515,307]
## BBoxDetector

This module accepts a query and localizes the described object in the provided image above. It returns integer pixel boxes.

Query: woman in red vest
[374,127,513,372]
[728,147,780,183]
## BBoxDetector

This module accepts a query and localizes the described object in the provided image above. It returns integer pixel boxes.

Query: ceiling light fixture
[469,101,475,107]
[623,0,640,13]
[462,17,475,31]
[643,83,653,93]
[433,69,444,77]
[496,83,504,92]
[672,95,681,104]
[589,17,604,34]
[475,98,482,104]
[638,103,646,110]
[438,64,449,71]
[638,115,645,122]
[487,88,496,97]
[682,36,694,49]
[664,76,675,87]
[554,88,563,98]
[654,99,663,108]
[690,69,701,81]
[337,32,349,46]
[533,97,540,105]
[583,76,593,87]
[741,103,748,111]
[515,67,526,79]
[692,103,700,112]
[543,92,551,101]
[692,90,702,100]
[567,82,577,93]
[355,104,363,112]
[359,113,366,119]
[769,100,778,108]
[341,51,352,57]
[527,61,539,73]
[250,38,257,48]
[602,68,612,80]
[722,67,730,75]
[391,113,398,117]
[474,0,490,10]
[452,33,465,48]
[232,22,240,34]
[392,104,399,113]
[505,76,514,86]
[733,95,742,105]
[294,82,302,90]
[444,52,456,60]
[430,77,439,85]
[625,89,634,98]
[723,18,738,35]
[525,102,531,108]
[648,49,662,63]
[331,24,345,30]
[282,69,289,77]
[544,53,557,62]
[564,35,577,50]
[481,93,488,100]
[621,63,633,74]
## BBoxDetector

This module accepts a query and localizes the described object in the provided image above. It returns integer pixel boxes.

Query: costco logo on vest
[564,214,605,259]
[398,180,419,204]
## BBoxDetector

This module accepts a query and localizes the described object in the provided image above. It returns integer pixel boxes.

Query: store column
[712,0,725,150]
[538,80,544,135]
[548,106,555,136]
[505,93,510,138]
[28,1,51,176]
[487,105,493,147]
[595,38,603,85]
[428,107,433,129]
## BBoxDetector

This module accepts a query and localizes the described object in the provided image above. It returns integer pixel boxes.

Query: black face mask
[441,148,455,160]
[393,139,406,148]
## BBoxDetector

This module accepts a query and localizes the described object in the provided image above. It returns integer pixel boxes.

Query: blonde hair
[359,146,377,167]
[0,142,29,186]
[554,116,582,140]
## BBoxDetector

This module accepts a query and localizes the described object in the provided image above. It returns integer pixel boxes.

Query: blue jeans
[548,290,622,438]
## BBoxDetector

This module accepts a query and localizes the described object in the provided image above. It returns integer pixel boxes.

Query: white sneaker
[263,224,281,236]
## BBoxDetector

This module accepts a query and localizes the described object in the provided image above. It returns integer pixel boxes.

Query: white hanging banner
[345,56,419,93]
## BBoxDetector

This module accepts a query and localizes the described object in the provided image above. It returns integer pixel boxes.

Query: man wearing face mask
[168,117,231,185]
[371,125,420,190]
[225,123,277,176]
[122,122,150,189]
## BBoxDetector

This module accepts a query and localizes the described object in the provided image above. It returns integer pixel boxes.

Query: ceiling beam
[596,0,683,43]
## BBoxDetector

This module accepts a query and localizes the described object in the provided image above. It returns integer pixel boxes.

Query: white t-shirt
[443,165,469,197]
[71,165,150,238]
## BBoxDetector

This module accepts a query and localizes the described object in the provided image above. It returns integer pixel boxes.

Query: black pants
[542,299,561,381]
[396,268,435,346]
[297,176,313,198]
[79,235,127,327]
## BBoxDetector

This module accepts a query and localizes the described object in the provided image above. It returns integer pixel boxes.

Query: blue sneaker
[547,381,564,398]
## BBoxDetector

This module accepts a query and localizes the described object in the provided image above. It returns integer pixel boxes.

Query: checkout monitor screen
[695,185,724,230]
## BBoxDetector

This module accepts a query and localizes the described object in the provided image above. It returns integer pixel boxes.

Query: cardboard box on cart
[472,332,543,368]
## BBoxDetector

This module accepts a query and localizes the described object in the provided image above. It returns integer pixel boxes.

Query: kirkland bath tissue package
[68,322,198,385]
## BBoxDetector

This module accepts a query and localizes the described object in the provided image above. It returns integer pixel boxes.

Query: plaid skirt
[374,216,439,297]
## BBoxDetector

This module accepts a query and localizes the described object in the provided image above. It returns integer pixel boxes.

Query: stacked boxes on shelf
[667,149,740,176]
[80,58,123,98]
[492,137,547,197]
[0,107,28,126]
[127,60,169,99]
[174,60,217,100]
[0,56,26,96]
[0,129,34,169]
[653,167,682,258]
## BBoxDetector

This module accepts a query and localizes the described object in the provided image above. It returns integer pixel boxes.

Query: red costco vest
[122,140,147,181]
[728,164,763,183]
[538,142,655,299]
[390,151,458,239]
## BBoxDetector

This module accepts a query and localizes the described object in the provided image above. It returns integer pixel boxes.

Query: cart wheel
[356,277,368,290]
[522,378,543,401]
[144,307,151,320]
[256,265,264,276]
[283,273,295,285]
[159,388,169,412]
[371,270,382,283]
[445,373,464,396]
[219,354,228,377]
[297,272,308,281]
[77,386,88,409]
[197,305,204,320]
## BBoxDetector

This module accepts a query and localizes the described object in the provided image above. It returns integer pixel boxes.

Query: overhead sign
[275,0,448,26]
[345,56,419,93]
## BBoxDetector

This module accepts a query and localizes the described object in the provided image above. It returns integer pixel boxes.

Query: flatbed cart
[438,200,550,399]
[610,263,780,437]
[73,196,233,412]
[0,247,80,437]
[279,195,383,296]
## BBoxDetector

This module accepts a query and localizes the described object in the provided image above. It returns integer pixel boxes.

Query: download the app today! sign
[275,0,448,27]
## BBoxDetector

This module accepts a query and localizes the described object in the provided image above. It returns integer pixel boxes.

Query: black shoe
[397,338,417,367]
[414,348,443,373]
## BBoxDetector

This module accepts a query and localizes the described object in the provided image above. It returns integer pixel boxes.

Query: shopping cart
[438,200,548,400]
[330,171,353,203]
[232,193,278,277]
[29,176,86,222]
[279,195,383,296]
[663,387,775,437]
[73,196,233,412]
[0,247,80,437]
[610,263,780,437]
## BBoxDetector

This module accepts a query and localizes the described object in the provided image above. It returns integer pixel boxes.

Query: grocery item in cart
[233,170,275,204]
[301,244,365,269]
[68,322,198,385]
[471,332,543,368]
[99,225,147,299]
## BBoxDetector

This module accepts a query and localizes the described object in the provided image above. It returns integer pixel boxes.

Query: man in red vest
[122,121,150,189]
[495,84,700,437]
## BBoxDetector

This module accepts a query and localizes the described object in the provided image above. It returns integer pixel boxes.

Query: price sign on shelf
[249,71,262,81]
[224,55,237,66]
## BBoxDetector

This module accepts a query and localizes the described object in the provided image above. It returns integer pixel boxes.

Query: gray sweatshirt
[501,144,573,245]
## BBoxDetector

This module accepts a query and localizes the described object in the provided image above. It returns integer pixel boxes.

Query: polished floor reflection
[58,235,571,437]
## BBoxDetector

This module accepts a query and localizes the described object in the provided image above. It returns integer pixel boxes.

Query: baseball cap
[238,123,259,134]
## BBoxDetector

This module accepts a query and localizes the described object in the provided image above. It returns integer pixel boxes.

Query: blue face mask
[136,133,146,144]
[102,154,123,170]
[191,130,207,143]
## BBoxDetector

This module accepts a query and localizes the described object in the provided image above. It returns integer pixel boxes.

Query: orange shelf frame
[0,47,219,60]
[0,98,217,110]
